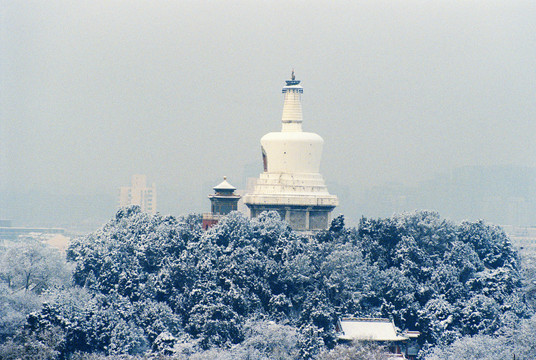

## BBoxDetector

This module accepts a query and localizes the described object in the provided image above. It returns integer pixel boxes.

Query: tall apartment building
[119,175,157,215]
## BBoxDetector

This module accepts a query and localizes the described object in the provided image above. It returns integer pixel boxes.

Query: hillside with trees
[1,207,534,359]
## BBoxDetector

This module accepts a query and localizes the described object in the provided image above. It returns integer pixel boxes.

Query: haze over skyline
[2,1,536,227]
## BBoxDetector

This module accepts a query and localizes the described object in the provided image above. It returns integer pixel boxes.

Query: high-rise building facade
[243,72,338,231]
[119,175,157,215]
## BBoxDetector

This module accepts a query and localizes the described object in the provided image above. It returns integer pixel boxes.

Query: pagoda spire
[281,70,303,132]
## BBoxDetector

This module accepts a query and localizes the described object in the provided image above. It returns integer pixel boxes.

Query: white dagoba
[243,71,338,231]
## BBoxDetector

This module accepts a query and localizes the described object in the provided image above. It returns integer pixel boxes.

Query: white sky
[2,0,536,218]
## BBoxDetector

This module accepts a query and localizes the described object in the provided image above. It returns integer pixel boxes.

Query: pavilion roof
[338,318,409,342]
[213,177,236,191]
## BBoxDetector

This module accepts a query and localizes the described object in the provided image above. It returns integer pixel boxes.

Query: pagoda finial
[285,70,301,87]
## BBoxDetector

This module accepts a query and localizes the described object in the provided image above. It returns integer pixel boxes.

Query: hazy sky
[2,1,536,221]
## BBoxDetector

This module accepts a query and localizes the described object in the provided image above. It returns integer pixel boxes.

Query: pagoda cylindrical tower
[244,72,338,231]
[281,72,303,131]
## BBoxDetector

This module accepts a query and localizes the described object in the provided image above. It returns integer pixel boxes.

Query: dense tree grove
[1,207,534,359]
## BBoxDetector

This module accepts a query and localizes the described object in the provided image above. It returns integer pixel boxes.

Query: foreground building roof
[337,318,410,342]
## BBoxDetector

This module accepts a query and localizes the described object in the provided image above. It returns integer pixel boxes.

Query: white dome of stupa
[243,71,338,231]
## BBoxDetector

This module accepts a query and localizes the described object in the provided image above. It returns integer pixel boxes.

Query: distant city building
[0,219,65,244]
[119,175,157,215]
[502,225,536,255]
[202,177,241,230]
[355,165,536,226]
[244,71,338,231]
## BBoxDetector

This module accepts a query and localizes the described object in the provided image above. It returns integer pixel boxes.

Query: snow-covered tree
[318,341,388,360]
[11,207,530,358]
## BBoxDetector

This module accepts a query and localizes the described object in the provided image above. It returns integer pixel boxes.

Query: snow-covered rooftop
[213,177,236,191]
[338,318,409,342]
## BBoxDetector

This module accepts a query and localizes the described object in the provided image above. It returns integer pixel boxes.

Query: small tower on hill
[202,177,241,230]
